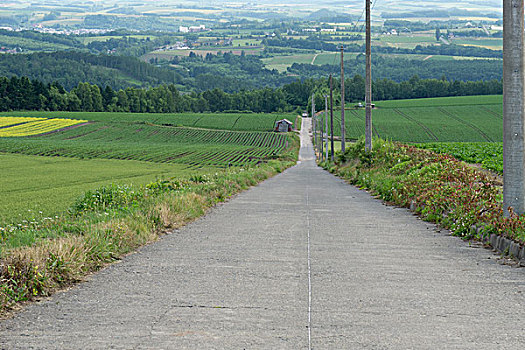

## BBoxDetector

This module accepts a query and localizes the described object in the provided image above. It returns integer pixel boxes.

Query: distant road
[1,119,525,349]
[311,53,319,65]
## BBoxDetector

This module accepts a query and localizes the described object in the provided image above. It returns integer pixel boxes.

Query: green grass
[377,35,436,49]
[231,39,262,46]
[262,54,316,72]
[380,35,435,44]
[262,52,362,71]
[0,153,203,225]
[453,38,503,50]
[321,95,503,143]
[375,95,502,108]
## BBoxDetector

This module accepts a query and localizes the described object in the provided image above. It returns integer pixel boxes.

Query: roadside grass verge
[0,137,299,317]
[416,142,502,174]
[321,138,525,247]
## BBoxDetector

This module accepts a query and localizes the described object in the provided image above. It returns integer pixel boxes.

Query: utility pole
[503,0,525,216]
[340,45,346,153]
[330,74,335,161]
[311,93,316,159]
[365,0,373,152]
[319,106,324,162]
[325,94,329,161]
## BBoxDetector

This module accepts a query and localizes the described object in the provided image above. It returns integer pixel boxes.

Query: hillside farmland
[324,95,502,143]
[0,112,297,225]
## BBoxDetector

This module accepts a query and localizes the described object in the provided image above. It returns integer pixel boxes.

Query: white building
[189,25,206,32]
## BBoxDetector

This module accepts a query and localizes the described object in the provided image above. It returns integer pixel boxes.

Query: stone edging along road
[408,201,525,266]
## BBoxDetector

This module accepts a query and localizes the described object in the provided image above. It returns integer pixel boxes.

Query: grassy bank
[0,138,298,316]
[321,139,524,247]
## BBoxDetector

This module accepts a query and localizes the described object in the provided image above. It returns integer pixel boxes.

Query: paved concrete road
[1,119,525,349]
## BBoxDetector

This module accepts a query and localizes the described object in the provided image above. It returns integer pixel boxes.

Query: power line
[355,0,379,34]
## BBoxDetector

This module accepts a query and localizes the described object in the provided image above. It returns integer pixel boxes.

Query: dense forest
[0,51,503,94]
[0,52,182,90]
[0,29,84,49]
[83,15,176,31]
[0,75,502,114]
[175,52,297,92]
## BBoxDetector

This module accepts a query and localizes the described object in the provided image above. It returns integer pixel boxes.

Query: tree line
[0,51,503,96]
[0,51,182,90]
[288,54,502,83]
[0,75,502,114]
[264,36,502,58]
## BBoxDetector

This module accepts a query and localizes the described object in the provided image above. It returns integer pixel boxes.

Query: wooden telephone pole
[503,0,525,215]
[318,102,324,161]
[311,93,316,159]
[365,0,373,152]
[329,75,335,161]
[340,45,346,153]
[325,95,329,161]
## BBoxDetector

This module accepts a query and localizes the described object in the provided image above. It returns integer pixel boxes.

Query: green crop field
[377,35,436,49]
[453,38,503,50]
[262,54,316,72]
[0,112,296,226]
[317,95,503,143]
[313,52,360,65]
[0,153,199,225]
[3,111,291,132]
[0,124,290,168]
[232,39,262,46]
[416,142,503,174]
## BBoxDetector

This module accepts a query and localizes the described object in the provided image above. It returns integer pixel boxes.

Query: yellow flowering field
[0,117,87,137]
[0,117,46,128]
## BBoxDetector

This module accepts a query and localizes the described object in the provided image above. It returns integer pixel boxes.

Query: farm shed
[274,119,293,132]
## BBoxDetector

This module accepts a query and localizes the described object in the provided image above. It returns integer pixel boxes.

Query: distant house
[275,119,293,132]
[354,103,376,109]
